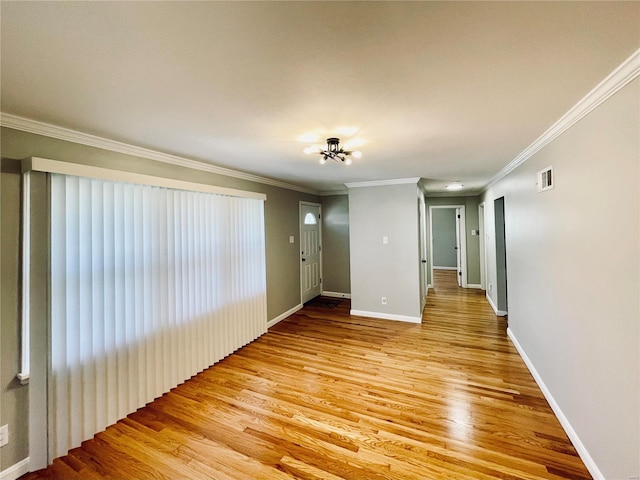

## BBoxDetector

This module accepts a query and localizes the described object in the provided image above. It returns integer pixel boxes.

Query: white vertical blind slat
[68,176,83,450]
[165,192,177,388]
[123,183,137,414]
[112,182,127,421]
[91,180,106,438]
[49,175,67,459]
[102,182,116,429]
[49,174,266,461]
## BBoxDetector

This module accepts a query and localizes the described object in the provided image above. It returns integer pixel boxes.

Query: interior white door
[300,203,322,303]
[455,208,462,287]
[418,198,428,307]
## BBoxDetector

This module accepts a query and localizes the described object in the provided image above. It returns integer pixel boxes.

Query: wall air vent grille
[537,166,554,192]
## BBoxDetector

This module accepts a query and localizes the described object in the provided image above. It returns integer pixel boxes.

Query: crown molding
[345,177,421,189]
[424,191,482,198]
[486,47,640,190]
[318,190,348,196]
[0,113,319,195]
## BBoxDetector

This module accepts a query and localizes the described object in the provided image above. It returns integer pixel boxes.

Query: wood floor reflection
[22,270,590,479]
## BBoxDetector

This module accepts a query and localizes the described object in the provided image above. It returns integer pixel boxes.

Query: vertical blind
[49,173,267,460]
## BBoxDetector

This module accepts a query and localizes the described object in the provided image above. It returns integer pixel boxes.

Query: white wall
[349,182,422,321]
[482,77,639,479]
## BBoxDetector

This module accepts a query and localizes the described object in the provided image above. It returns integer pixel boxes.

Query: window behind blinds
[49,173,267,460]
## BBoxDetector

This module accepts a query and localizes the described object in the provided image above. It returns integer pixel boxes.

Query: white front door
[300,203,322,303]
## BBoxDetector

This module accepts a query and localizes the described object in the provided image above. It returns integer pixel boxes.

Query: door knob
[302,258,306,262]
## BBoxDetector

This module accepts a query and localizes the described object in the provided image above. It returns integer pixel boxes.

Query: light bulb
[345,158,352,165]
[351,151,362,158]
[319,157,327,165]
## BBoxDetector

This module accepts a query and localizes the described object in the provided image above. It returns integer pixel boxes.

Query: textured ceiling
[2,1,639,194]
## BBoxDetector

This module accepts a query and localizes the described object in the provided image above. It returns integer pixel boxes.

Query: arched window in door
[304,212,317,225]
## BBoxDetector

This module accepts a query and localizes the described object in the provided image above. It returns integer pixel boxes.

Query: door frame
[418,196,428,308]
[455,208,462,286]
[299,201,323,303]
[428,205,467,288]
[479,202,487,290]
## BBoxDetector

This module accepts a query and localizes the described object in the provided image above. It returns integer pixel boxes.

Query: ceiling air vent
[537,166,554,192]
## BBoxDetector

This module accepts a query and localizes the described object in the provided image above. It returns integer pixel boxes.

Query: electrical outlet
[0,424,8,447]
[381,297,387,305]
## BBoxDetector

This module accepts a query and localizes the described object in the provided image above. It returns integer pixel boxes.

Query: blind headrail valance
[22,157,267,201]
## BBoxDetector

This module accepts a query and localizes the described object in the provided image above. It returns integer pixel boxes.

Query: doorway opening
[494,197,508,314]
[428,205,467,289]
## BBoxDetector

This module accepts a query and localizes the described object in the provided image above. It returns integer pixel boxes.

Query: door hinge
[319,245,322,251]
[457,214,461,218]
[458,271,462,276]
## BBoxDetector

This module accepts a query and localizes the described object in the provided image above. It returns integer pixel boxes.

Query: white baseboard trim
[466,283,482,289]
[350,309,421,324]
[433,266,457,270]
[322,291,351,299]
[486,293,507,316]
[267,303,302,328]
[506,328,603,480]
[0,457,30,480]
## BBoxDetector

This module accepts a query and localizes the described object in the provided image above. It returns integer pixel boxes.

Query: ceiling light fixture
[446,182,464,191]
[305,137,361,165]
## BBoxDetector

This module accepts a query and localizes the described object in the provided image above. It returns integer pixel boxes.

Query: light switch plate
[0,424,8,447]
[289,236,294,244]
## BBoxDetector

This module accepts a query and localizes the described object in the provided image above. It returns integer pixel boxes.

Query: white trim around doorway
[428,205,468,288]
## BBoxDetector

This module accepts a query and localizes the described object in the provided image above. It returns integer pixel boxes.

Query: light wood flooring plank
[21,270,591,479]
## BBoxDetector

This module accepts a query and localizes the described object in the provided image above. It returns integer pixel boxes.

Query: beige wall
[320,195,350,294]
[0,160,29,471]
[0,127,319,471]
[482,78,639,479]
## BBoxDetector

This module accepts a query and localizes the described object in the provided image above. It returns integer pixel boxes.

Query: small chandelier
[304,137,362,165]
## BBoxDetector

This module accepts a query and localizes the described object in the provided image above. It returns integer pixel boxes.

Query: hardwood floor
[22,271,591,479]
